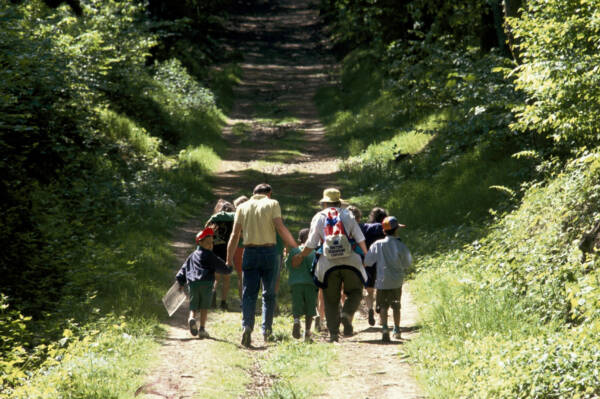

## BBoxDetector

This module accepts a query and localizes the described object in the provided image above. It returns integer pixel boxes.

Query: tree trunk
[503,0,524,63]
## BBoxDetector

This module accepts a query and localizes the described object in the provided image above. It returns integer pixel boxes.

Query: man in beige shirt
[226,183,297,347]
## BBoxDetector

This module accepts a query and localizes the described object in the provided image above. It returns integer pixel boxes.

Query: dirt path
[140,1,424,398]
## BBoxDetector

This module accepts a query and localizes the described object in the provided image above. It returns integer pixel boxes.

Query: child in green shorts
[285,228,317,342]
[176,227,232,338]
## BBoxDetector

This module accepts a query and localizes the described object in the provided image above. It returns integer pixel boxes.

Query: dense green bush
[0,0,225,392]
[509,0,600,148]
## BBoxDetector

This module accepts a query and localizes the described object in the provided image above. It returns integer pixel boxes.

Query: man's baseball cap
[382,216,406,231]
[196,227,214,243]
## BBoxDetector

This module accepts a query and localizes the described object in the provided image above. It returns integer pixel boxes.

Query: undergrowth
[0,1,237,396]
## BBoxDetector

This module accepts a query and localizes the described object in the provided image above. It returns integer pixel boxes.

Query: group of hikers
[175,184,412,346]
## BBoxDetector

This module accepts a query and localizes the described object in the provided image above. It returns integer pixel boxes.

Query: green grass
[259,328,337,399]
[9,317,160,399]
[261,150,305,163]
[191,312,253,399]
[398,151,600,398]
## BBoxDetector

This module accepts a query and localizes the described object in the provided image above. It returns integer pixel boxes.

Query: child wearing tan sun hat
[176,227,232,338]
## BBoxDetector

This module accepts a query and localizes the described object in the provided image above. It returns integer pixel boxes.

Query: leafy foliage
[509,0,600,147]
[407,150,600,398]
[0,0,226,393]
[318,1,600,398]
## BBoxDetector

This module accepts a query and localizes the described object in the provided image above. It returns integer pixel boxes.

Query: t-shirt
[360,222,385,249]
[175,248,233,285]
[234,194,282,246]
[364,236,412,290]
[207,211,234,246]
[207,211,243,251]
[305,207,367,284]
[285,246,316,286]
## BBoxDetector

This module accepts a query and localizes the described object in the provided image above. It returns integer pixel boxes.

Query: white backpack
[322,208,352,259]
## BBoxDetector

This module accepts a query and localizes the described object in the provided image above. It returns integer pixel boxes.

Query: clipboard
[162,281,188,317]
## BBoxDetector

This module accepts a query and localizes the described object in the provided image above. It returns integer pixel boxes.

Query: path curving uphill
[140,1,423,398]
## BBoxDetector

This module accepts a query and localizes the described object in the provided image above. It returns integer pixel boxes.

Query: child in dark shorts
[364,216,412,342]
[284,228,317,342]
[176,227,232,338]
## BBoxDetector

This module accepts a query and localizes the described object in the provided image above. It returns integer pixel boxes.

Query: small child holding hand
[285,228,318,342]
[176,227,232,338]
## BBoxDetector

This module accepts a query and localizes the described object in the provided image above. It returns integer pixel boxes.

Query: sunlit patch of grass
[254,117,301,126]
[232,122,252,137]
[178,145,220,173]
[262,150,306,163]
[99,108,162,156]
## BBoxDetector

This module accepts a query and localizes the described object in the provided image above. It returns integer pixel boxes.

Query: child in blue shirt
[176,227,232,338]
[285,228,317,342]
[364,216,412,342]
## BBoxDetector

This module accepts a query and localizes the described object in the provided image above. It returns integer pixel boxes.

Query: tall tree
[503,0,524,62]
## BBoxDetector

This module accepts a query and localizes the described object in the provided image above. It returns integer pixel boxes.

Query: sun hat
[195,227,214,243]
[319,188,344,204]
[382,216,406,231]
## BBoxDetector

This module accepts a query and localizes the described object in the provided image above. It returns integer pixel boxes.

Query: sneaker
[241,327,252,348]
[368,309,375,326]
[198,327,209,339]
[375,304,381,313]
[329,333,339,343]
[382,327,390,343]
[292,321,301,339]
[393,326,401,340]
[188,318,198,336]
[220,300,228,311]
[340,315,353,337]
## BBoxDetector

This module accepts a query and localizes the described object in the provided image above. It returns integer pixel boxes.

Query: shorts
[291,284,318,318]
[188,280,213,310]
[376,287,402,311]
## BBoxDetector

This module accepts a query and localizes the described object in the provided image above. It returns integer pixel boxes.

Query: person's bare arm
[226,222,242,265]
[273,217,298,249]
[292,245,313,267]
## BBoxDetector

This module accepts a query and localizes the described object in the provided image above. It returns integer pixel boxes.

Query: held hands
[291,253,303,268]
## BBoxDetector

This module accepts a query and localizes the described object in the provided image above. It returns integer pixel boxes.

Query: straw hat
[319,188,344,204]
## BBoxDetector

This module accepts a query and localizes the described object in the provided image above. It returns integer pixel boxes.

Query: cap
[382,216,406,231]
[195,227,214,244]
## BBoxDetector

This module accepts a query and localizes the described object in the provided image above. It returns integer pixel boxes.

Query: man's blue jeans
[241,246,278,333]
